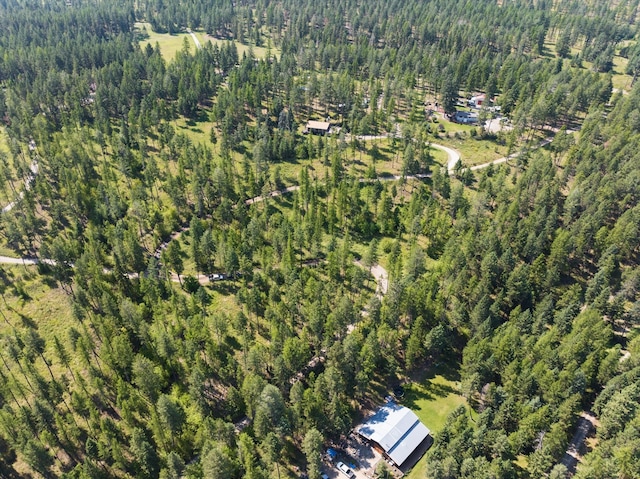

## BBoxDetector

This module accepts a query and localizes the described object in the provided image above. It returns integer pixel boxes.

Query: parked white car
[336,462,355,478]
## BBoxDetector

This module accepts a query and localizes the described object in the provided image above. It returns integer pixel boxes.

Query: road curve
[469,138,553,171]
[353,130,462,175]
[431,143,461,174]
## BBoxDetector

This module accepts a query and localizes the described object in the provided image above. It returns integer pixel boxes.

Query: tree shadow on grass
[225,334,241,351]
[208,281,239,296]
[417,358,461,382]
[402,359,462,409]
[0,461,22,479]
[368,146,389,162]
[41,276,59,290]
[17,312,37,329]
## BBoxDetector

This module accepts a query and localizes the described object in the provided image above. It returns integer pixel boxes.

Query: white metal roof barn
[356,401,431,468]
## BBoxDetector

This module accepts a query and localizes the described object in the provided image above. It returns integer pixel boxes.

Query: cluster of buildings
[451,93,501,125]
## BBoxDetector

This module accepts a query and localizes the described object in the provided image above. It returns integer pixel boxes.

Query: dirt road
[559,411,598,474]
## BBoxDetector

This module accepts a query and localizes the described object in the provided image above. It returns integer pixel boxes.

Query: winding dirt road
[469,137,553,171]
[433,144,461,173]
[0,128,563,273]
[291,260,389,385]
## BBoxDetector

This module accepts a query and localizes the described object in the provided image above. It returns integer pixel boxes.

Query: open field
[403,361,473,479]
[611,54,633,92]
[135,22,197,60]
[173,114,213,146]
[434,133,508,166]
[134,21,278,62]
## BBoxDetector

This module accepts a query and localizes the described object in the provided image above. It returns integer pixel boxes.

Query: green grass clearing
[429,144,449,166]
[435,134,507,167]
[173,114,213,146]
[136,22,199,61]
[0,265,78,375]
[611,54,633,92]
[0,245,20,258]
[0,126,9,156]
[515,454,528,470]
[403,360,474,479]
[135,22,275,63]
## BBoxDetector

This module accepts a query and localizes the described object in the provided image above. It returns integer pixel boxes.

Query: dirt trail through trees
[186,28,201,50]
[1,159,39,213]
[0,133,559,275]
[559,411,598,474]
[469,137,553,171]
[291,260,389,385]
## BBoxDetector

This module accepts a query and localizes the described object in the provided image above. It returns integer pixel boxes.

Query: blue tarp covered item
[327,448,337,458]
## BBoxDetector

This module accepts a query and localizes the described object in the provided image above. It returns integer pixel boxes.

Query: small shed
[357,401,431,469]
[305,120,331,135]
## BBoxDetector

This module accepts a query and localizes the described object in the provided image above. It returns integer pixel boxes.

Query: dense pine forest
[0,0,638,478]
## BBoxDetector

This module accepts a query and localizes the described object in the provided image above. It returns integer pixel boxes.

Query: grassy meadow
[135,22,277,61]
[403,361,473,479]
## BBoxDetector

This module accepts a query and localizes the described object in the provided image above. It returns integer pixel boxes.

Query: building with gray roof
[356,401,431,469]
